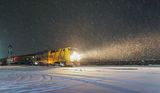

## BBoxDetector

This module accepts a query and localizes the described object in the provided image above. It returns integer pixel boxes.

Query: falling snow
[0,0,160,60]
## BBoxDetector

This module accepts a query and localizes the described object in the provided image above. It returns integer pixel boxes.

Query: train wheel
[54,62,60,67]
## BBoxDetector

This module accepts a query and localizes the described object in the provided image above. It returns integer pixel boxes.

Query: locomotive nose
[70,51,81,62]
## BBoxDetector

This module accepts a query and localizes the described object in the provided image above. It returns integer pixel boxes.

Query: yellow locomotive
[33,47,81,66]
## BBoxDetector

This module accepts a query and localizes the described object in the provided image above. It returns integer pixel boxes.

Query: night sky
[0,0,160,60]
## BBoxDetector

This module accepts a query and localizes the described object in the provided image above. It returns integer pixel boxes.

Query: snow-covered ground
[0,66,160,93]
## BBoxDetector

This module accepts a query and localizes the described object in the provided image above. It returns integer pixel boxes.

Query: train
[0,47,81,66]
[1,47,160,66]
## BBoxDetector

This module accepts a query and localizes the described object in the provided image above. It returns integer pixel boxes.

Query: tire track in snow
[0,72,82,93]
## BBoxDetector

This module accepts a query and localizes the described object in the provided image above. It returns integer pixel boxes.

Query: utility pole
[8,44,13,65]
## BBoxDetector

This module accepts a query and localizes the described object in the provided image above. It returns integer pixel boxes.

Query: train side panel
[48,47,71,66]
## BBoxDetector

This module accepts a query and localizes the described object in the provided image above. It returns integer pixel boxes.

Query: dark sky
[0,0,160,60]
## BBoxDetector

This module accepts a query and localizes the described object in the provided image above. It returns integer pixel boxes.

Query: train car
[33,47,81,66]
[12,54,35,65]
[0,47,80,66]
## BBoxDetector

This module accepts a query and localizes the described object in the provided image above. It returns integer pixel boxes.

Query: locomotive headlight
[70,51,81,62]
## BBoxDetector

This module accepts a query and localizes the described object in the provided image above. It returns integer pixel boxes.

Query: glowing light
[70,51,81,61]
[34,62,38,65]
